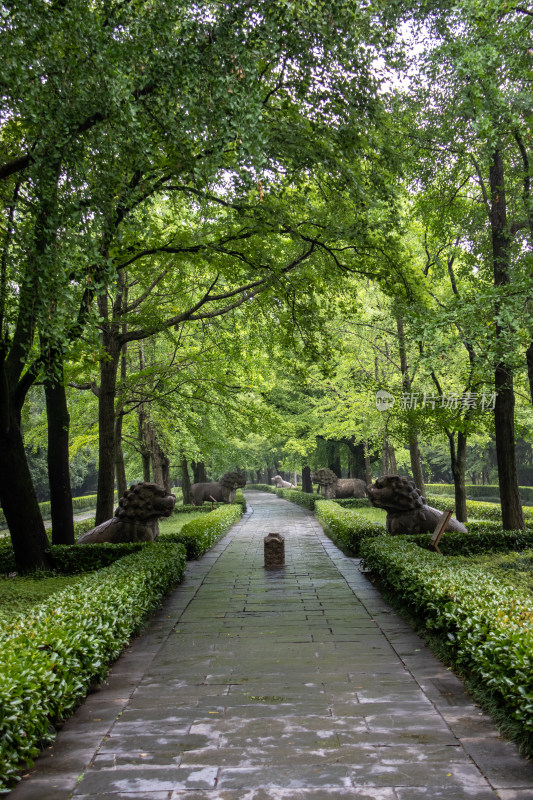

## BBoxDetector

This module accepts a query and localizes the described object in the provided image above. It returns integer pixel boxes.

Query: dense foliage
[0,543,187,789]
[359,536,533,751]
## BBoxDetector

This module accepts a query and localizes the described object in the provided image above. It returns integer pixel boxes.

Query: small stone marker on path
[429,509,453,554]
[264,532,285,569]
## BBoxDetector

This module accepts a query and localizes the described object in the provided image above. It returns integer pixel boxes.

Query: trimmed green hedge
[333,497,371,509]
[315,500,385,557]
[427,493,533,524]
[245,483,276,492]
[359,536,533,747]
[427,483,533,504]
[407,527,533,557]
[0,543,187,790]
[159,503,242,559]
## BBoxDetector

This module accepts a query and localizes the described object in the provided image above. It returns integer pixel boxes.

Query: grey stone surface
[5,491,533,799]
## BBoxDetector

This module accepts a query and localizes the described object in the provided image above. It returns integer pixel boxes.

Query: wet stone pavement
[7,491,533,800]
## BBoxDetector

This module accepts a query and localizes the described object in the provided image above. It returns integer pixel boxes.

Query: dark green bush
[406,527,533,557]
[270,488,316,510]
[315,500,385,557]
[426,483,533,504]
[359,536,533,747]
[161,503,242,559]
[426,493,533,524]
[333,497,371,509]
[245,483,276,493]
[0,543,187,790]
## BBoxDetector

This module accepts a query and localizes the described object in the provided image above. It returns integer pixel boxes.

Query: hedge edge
[0,543,187,789]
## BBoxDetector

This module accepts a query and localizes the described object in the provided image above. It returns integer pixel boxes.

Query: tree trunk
[114,409,127,499]
[161,454,171,494]
[396,314,425,494]
[382,437,390,475]
[192,460,207,483]
[448,430,467,522]
[181,455,192,505]
[95,336,120,524]
[408,433,425,497]
[527,342,533,406]
[490,148,524,529]
[115,337,128,499]
[45,373,75,545]
[302,465,313,493]
[0,410,51,571]
[364,442,372,485]
[151,430,165,489]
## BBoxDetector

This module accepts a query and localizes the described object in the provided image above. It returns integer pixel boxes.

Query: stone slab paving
[6,491,533,800]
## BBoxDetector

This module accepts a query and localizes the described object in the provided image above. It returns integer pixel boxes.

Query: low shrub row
[0,543,187,790]
[314,500,385,557]
[271,488,317,510]
[159,503,243,559]
[408,527,533,557]
[359,536,533,746]
[427,493,533,524]
[426,483,533,504]
[333,497,371,509]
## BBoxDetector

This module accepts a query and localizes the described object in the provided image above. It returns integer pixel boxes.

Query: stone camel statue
[77,482,176,544]
[367,475,467,535]
[272,475,295,489]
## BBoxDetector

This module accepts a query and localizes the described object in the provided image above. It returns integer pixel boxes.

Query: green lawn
[450,549,533,598]
[351,507,388,525]
[158,511,209,536]
[0,574,87,626]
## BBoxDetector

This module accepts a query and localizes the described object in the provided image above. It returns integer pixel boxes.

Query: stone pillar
[264,532,285,569]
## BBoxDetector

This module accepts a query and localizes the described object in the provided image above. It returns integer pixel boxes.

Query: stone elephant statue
[190,471,246,506]
[312,468,367,500]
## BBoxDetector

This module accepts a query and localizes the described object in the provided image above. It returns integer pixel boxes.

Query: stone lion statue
[367,475,467,535]
[190,471,246,506]
[77,483,176,544]
[312,467,367,500]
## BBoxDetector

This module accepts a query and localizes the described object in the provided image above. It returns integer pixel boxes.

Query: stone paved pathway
[7,491,533,800]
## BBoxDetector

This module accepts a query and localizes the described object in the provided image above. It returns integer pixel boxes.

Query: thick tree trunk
[448,431,467,523]
[45,374,74,545]
[302,465,313,493]
[0,411,51,571]
[490,149,524,530]
[181,455,192,505]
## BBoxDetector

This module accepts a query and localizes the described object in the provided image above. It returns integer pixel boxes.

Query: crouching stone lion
[367,475,467,535]
[77,482,176,544]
